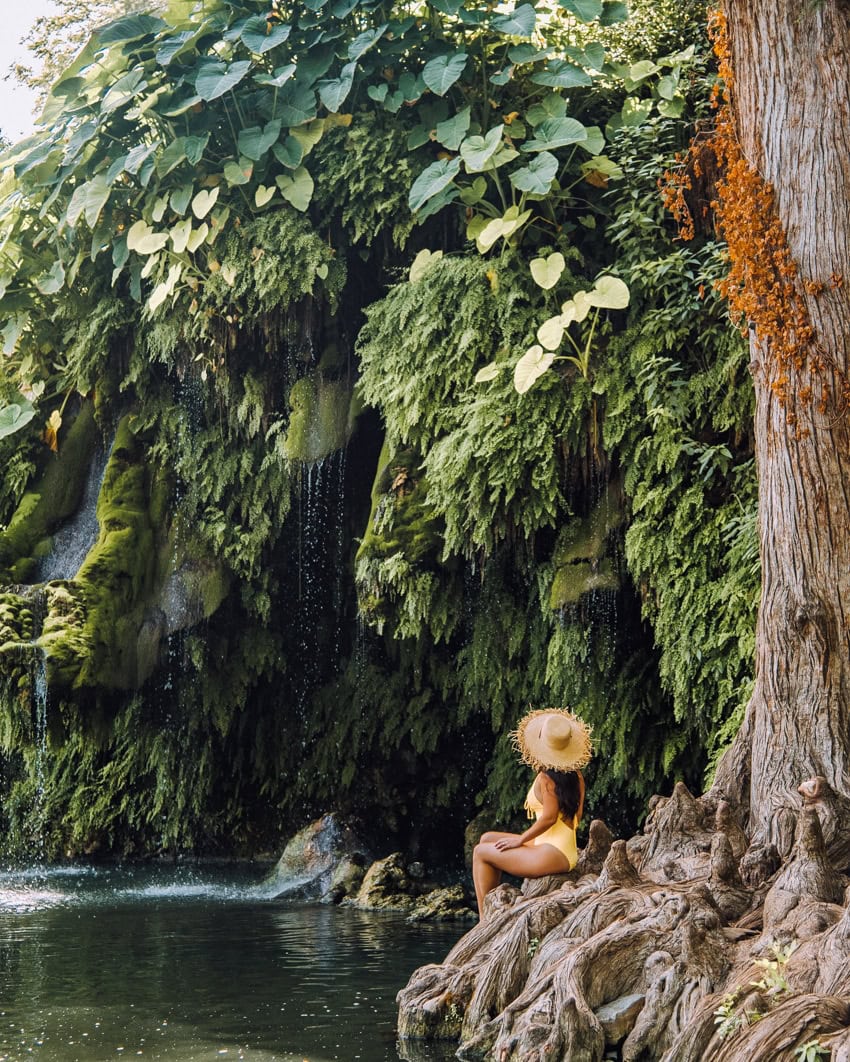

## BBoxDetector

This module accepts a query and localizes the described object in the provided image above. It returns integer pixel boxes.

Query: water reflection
[0,866,462,1061]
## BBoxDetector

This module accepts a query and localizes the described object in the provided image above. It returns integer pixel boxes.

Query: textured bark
[712,0,850,852]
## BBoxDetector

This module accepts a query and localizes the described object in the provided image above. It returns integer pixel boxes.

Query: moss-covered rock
[0,402,98,583]
[282,374,353,464]
[549,480,624,610]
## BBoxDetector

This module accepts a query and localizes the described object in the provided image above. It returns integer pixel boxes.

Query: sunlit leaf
[275,166,314,211]
[514,345,554,394]
[35,261,66,295]
[42,409,62,453]
[460,125,504,171]
[522,117,587,152]
[192,187,220,219]
[348,24,388,60]
[475,362,501,383]
[127,220,169,255]
[97,13,167,45]
[195,61,253,102]
[530,252,565,290]
[422,52,468,96]
[509,151,558,194]
[409,249,443,282]
[254,185,276,208]
[317,63,357,112]
[491,4,536,36]
[530,60,592,88]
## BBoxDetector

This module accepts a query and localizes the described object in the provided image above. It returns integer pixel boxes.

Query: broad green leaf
[141,253,160,279]
[558,0,602,20]
[278,84,318,126]
[530,252,565,290]
[657,73,679,100]
[98,13,167,44]
[316,263,329,280]
[460,125,504,171]
[509,151,558,194]
[290,119,326,156]
[348,25,388,60]
[628,59,659,82]
[367,83,388,103]
[514,345,554,394]
[491,4,536,36]
[0,401,36,441]
[588,274,629,308]
[409,249,443,282]
[475,207,531,251]
[272,137,304,169]
[192,187,219,219]
[537,315,566,350]
[422,52,468,96]
[508,44,554,63]
[526,93,566,127]
[127,220,168,255]
[600,0,629,22]
[621,97,653,127]
[224,159,253,185]
[156,30,195,66]
[152,195,168,223]
[530,60,592,88]
[170,218,192,253]
[490,68,512,86]
[34,260,66,295]
[408,157,461,212]
[435,107,471,151]
[66,173,111,228]
[276,166,314,211]
[195,61,252,102]
[459,176,487,205]
[583,42,607,69]
[1,315,28,355]
[157,138,187,177]
[221,264,237,287]
[238,120,282,161]
[318,62,357,112]
[254,64,296,88]
[416,185,459,222]
[658,97,685,118]
[101,71,147,114]
[255,185,276,208]
[581,126,606,155]
[580,155,623,184]
[126,143,160,178]
[161,94,202,117]
[170,184,193,216]
[186,224,209,253]
[522,117,587,152]
[241,16,292,53]
[475,362,501,383]
[407,124,430,151]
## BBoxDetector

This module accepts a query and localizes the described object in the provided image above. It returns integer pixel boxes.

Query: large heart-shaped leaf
[196,61,252,102]
[526,93,566,127]
[408,157,461,212]
[254,64,297,88]
[530,252,566,290]
[224,159,253,185]
[530,60,592,88]
[276,166,314,211]
[475,362,501,383]
[241,16,292,54]
[435,107,471,151]
[422,52,468,96]
[522,117,588,152]
[537,315,567,350]
[127,219,169,254]
[558,0,603,20]
[475,207,531,251]
[348,24,388,60]
[97,13,167,45]
[588,274,630,308]
[156,30,195,66]
[491,4,536,36]
[514,345,554,394]
[600,0,629,24]
[509,152,558,194]
[272,137,304,169]
[409,248,444,282]
[170,218,192,254]
[278,85,318,126]
[35,261,66,295]
[460,125,504,171]
[66,173,111,228]
[317,62,357,112]
[192,187,220,220]
[238,120,282,161]
[0,400,36,442]
[255,185,276,208]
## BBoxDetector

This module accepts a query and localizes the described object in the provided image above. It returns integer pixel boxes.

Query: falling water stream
[0,865,461,1062]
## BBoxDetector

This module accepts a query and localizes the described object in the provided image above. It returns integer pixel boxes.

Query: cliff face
[0,0,757,861]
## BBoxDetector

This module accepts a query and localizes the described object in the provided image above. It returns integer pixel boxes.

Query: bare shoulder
[536,772,556,792]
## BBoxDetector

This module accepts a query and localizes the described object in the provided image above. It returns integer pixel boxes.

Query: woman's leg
[472,842,570,917]
[479,831,519,843]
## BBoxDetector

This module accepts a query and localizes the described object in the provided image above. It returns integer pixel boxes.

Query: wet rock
[352,852,416,911]
[595,993,645,1044]
[267,812,370,900]
[407,885,476,923]
[324,854,369,903]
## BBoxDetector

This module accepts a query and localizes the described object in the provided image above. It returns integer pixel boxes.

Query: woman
[472,708,592,918]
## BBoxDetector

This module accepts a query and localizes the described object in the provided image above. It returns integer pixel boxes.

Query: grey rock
[351,852,415,911]
[595,993,645,1044]
[267,812,370,900]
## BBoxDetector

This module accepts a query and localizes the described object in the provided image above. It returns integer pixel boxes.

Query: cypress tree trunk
[712,0,850,857]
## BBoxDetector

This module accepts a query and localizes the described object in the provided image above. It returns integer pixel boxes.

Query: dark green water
[0,866,463,1062]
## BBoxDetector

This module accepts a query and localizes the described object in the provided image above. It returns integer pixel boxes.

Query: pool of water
[0,865,464,1062]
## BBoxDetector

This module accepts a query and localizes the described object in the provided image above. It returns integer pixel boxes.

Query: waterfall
[36,435,114,583]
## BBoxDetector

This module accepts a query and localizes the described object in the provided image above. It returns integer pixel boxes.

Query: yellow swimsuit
[524,783,578,868]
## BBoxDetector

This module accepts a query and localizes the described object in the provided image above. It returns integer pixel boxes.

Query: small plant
[795,1040,830,1062]
[751,941,796,996]
[527,937,540,959]
[713,990,744,1040]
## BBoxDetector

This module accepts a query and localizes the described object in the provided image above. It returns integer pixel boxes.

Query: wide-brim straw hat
[511,707,593,772]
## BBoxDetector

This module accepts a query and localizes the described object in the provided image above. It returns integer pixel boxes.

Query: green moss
[282,375,352,464]
[0,402,98,582]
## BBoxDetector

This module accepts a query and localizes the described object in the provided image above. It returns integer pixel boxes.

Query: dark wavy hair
[544,769,582,823]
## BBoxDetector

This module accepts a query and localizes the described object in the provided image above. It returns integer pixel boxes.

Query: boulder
[407,884,476,923]
[266,812,370,900]
[351,852,415,911]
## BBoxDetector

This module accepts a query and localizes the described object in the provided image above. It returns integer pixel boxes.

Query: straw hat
[511,707,593,772]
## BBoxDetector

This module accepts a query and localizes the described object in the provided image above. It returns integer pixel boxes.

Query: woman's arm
[494,775,559,850]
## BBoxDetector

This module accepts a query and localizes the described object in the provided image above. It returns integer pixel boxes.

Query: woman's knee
[479,831,500,844]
